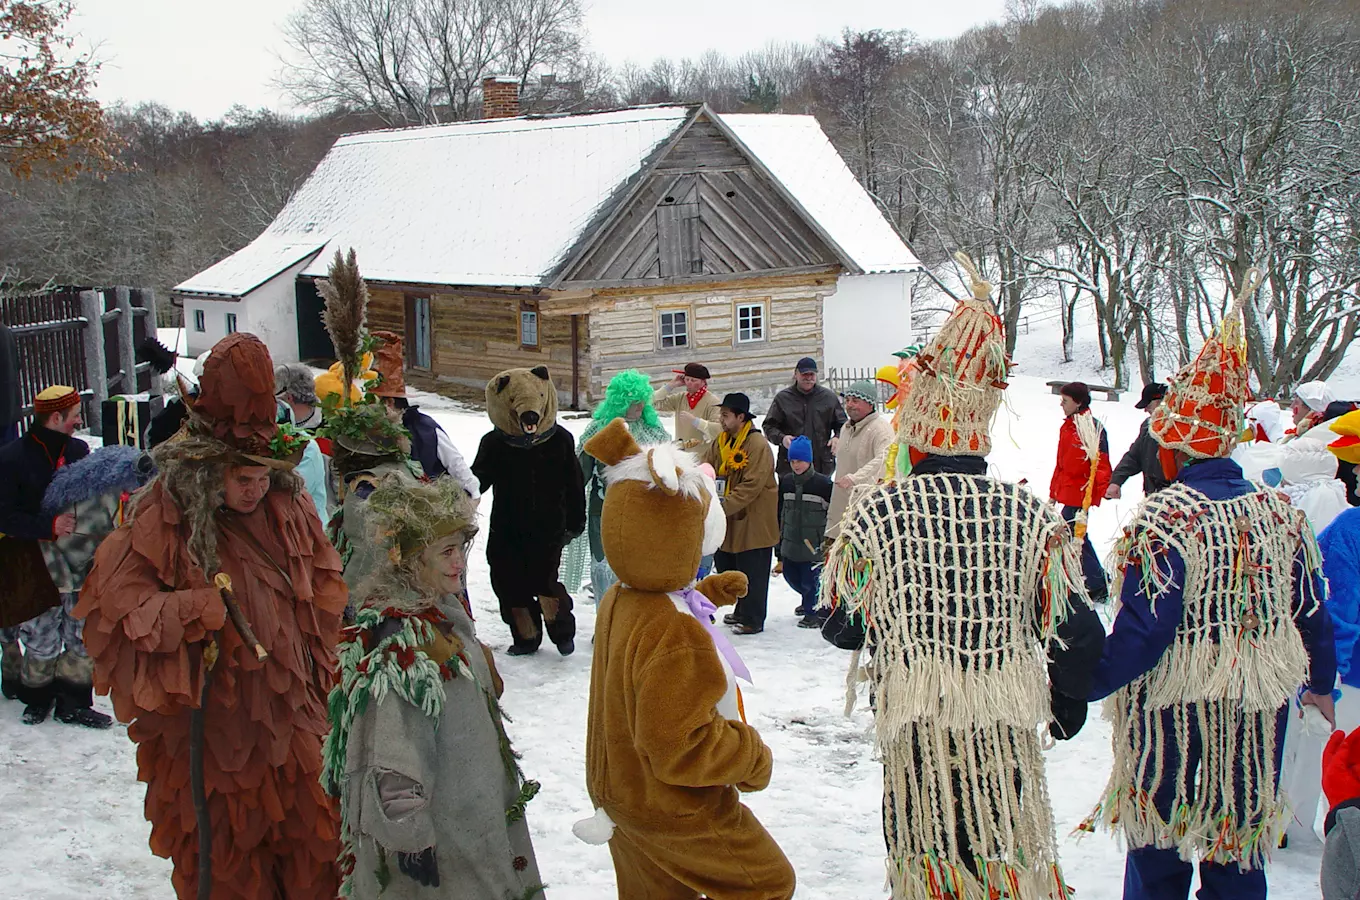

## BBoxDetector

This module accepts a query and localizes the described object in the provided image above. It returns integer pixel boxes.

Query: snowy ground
[0,326,1337,898]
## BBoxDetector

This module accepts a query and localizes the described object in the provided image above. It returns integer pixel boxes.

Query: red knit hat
[33,385,81,416]
[1149,268,1262,462]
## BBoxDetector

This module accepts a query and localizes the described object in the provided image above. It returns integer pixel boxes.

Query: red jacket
[1050,411,1112,508]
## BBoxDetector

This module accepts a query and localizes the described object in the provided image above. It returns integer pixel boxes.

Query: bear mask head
[486,366,558,445]
[585,418,725,593]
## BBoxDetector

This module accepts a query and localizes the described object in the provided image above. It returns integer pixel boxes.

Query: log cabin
[174,88,920,407]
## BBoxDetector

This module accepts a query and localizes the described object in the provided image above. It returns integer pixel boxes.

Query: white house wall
[182,259,311,362]
[823,273,914,371]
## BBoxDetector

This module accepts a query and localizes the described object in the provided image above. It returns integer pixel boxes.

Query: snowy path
[0,373,1330,898]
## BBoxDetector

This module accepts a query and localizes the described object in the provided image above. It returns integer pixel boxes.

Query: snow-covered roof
[174,104,919,296]
[721,115,920,275]
[176,235,325,297]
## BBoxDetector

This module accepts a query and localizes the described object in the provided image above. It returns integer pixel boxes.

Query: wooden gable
[559,117,842,286]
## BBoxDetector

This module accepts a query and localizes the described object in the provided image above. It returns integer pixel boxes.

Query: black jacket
[777,469,833,562]
[471,425,585,552]
[762,384,847,476]
[146,398,187,448]
[1109,418,1170,496]
[820,453,1105,740]
[0,426,90,540]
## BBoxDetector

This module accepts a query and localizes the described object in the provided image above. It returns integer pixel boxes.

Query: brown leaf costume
[75,333,347,899]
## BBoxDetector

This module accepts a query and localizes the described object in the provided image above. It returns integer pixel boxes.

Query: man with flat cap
[1106,382,1171,500]
[654,362,722,451]
[703,392,779,634]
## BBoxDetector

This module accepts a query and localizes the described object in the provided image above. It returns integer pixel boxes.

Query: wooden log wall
[584,274,836,403]
[368,287,589,404]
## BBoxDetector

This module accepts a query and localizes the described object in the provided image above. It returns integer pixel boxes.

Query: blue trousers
[1061,504,1109,600]
[1121,705,1287,900]
[781,560,819,615]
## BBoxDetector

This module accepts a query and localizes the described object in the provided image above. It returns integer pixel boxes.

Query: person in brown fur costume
[75,332,347,899]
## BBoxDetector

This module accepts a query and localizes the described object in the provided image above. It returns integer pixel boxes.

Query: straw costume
[1082,269,1338,900]
[323,476,543,900]
[576,418,794,900]
[564,370,671,601]
[820,253,1104,900]
[75,333,347,899]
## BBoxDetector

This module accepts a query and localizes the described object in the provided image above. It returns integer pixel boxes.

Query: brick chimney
[482,76,520,119]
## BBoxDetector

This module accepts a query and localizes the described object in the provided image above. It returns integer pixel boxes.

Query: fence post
[80,290,107,434]
[115,287,137,397]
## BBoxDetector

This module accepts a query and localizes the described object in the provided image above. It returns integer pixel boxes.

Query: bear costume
[472,366,585,655]
[577,418,795,900]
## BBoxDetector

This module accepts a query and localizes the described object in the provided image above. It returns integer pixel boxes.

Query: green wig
[591,370,661,429]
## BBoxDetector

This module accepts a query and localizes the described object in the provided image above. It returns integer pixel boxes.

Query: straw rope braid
[1072,412,1104,541]
[821,475,1084,899]
[1080,482,1320,869]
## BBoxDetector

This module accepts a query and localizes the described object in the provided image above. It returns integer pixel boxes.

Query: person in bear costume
[574,417,795,900]
[472,366,585,656]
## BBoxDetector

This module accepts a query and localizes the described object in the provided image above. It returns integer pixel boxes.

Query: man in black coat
[1106,383,1170,500]
[0,385,106,727]
[762,357,847,477]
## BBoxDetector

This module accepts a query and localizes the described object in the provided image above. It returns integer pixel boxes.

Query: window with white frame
[193,309,205,332]
[225,313,238,335]
[658,309,689,349]
[736,301,766,343]
[519,307,539,347]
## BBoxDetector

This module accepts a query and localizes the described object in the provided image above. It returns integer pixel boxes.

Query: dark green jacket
[778,469,833,562]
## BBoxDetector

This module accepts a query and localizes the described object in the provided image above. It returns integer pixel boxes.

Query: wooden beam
[556,266,841,294]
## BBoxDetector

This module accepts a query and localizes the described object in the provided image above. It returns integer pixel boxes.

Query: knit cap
[843,380,877,405]
[896,252,1011,457]
[1150,268,1260,460]
[789,435,813,463]
[33,385,80,416]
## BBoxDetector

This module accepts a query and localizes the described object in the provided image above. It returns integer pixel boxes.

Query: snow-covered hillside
[0,332,1335,899]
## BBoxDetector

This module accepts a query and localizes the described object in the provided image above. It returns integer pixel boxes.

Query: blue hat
[789,435,813,463]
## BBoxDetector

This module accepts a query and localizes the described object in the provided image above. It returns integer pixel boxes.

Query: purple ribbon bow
[674,587,752,683]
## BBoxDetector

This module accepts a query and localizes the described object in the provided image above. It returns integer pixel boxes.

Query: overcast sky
[70,0,1010,121]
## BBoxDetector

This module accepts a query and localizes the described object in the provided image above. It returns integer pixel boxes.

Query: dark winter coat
[472,425,585,553]
[777,469,833,563]
[1050,411,1112,508]
[762,384,847,476]
[0,425,90,541]
[402,406,447,479]
[146,397,187,448]
[1110,418,1170,497]
[821,453,1106,740]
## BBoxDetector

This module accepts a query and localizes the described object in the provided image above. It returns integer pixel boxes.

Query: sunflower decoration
[728,448,749,470]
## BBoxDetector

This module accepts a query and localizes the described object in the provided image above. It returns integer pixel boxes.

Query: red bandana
[686,386,707,410]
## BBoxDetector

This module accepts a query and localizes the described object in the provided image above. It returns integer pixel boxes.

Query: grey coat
[343,594,544,899]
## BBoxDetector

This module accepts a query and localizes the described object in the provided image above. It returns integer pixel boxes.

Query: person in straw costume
[820,253,1105,899]
[75,332,347,899]
[1080,268,1338,900]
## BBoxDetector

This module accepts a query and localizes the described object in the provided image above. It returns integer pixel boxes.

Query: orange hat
[896,253,1011,457]
[1150,268,1262,461]
[1327,410,1360,465]
[188,333,301,468]
[369,330,407,398]
[33,385,81,415]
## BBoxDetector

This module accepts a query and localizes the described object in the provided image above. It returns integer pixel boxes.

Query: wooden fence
[823,366,894,404]
[1,286,161,434]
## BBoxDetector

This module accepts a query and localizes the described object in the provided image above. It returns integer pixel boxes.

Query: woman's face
[223,465,271,513]
[418,534,468,595]
[625,401,643,422]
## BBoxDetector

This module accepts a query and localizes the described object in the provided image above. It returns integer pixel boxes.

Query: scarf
[716,421,753,475]
[686,386,707,410]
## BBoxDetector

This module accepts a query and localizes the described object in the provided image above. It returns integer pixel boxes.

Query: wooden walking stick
[191,573,268,899]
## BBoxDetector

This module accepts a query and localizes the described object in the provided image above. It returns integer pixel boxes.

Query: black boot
[53,680,113,729]
[21,682,55,725]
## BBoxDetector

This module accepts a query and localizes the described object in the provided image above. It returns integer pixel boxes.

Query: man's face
[719,408,746,434]
[844,395,873,422]
[1145,396,1163,417]
[223,465,271,514]
[796,369,817,392]
[1292,398,1311,426]
[47,406,82,435]
[683,375,706,394]
[1060,395,1080,417]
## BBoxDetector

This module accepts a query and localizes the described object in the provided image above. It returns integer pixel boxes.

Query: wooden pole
[79,290,107,435]
[115,287,137,397]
